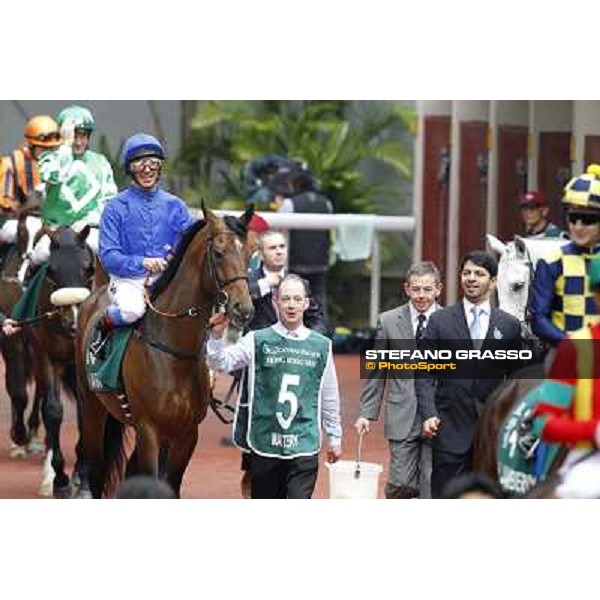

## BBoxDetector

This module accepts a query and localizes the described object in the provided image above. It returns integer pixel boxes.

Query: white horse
[487,234,569,332]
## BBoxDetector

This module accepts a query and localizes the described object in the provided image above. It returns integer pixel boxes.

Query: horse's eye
[213,249,225,260]
[512,282,524,292]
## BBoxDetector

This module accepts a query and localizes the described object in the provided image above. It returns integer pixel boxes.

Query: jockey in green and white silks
[207,321,342,459]
[31,105,117,265]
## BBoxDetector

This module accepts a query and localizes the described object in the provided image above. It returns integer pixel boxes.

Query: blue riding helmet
[120,133,165,173]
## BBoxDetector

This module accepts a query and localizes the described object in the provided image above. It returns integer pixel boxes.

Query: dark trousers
[431,448,473,499]
[250,453,319,499]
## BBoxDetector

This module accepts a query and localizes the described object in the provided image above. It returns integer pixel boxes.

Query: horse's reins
[13,310,61,327]
[137,232,248,361]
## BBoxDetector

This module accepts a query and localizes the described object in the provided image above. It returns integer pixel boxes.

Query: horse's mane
[150,214,249,300]
[150,219,206,299]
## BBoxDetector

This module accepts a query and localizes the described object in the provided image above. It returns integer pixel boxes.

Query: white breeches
[555,449,600,499]
[31,227,99,265]
[108,275,157,324]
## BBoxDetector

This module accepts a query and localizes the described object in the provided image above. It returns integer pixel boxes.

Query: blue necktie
[470,306,483,349]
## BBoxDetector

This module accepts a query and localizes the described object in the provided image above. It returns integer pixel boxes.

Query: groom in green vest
[208,273,342,499]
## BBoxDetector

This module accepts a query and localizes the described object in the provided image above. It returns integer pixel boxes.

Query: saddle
[85,317,133,393]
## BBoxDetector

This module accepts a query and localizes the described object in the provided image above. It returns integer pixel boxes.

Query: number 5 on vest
[276,374,300,430]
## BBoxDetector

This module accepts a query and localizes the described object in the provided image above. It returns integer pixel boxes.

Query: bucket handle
[354,432,364,479]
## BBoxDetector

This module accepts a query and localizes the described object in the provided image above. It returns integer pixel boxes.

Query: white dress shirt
[462,298,491,340]
[408,303,439,337]
[206,322,342,446]
[257,266,287,297]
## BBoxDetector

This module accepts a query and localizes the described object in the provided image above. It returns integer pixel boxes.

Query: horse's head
[203,202,255,329]
[495,237,532,324]
[45,225,95,334]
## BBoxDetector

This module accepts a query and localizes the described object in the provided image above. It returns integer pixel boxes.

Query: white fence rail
[209,210,415,328]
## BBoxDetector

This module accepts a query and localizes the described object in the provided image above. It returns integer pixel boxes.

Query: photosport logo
[359,339,536,379]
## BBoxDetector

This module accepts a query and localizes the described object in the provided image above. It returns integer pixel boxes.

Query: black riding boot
[90,313,117,359]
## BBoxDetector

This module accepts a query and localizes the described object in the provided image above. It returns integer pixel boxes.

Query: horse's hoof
[71,471,81,489]
[26,439,45,456]
[38,481,53,497]
[75,489,93,500]
[9,444,28,460]
[53,484,72,500]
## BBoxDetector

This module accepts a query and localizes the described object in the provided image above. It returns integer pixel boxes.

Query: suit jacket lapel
[396,304,414,339]
[482,309,499,347]
[453,302,471,341]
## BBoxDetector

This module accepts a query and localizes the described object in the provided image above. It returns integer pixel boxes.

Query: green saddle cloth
[497,386,561,498]
[11,263,49,320]
[85,323,134,393]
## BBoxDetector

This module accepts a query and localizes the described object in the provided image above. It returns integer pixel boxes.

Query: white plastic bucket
[325,460,383,499]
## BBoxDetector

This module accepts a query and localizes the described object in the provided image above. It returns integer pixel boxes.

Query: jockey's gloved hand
[59,118,75,146]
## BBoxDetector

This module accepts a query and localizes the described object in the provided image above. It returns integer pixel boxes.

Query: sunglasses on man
[130,157,163,173]
[567,212,600,226]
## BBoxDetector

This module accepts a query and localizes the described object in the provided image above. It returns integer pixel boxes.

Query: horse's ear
[43,224,58,248]
[486,233,506,257]
[240,203,255,225]
[514,235,527,257]
[201,198,216,225]
[74,223,91,244]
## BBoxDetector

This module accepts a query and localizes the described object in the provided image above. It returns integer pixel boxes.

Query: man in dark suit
[415,250,522,498]
[247,230,328,335]
[355,261,442,498]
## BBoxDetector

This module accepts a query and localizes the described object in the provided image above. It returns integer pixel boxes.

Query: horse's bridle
[139,231,249,359]
[12,247,95,335]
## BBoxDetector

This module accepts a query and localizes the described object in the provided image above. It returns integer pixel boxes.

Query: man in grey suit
[355,262,442,498]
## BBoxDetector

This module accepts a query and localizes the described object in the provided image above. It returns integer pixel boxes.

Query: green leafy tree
[175,101,416,329]
[175,100,415,213]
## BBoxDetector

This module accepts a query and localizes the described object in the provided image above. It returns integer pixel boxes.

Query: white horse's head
[487,233,568,324]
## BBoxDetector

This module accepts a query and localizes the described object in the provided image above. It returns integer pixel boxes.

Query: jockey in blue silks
[97,133,196,332]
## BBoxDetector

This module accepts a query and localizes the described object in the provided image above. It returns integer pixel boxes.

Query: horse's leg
[61,364,84,487]
[134,422,160,478]
[33,353,55,496]
[165,428,198,498]
[77,392,108,500]
[26,383,45,455]
[3,343,30,458]
[41,362,71,499]
[158,443,170,480]
[125,445,138,479]
[127,442,168,479]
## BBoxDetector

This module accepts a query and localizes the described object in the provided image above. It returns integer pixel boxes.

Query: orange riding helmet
[24,115,62,148]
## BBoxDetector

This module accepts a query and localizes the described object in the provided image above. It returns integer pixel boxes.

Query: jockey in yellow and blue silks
[97,133,196,331]
[528,165,600,346]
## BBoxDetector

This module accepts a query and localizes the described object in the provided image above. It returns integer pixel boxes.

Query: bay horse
[25,225,95,498]
[74,205,255,498]
[0,210,46,459]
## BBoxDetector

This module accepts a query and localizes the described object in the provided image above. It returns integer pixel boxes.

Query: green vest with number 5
[247,327,330,458]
